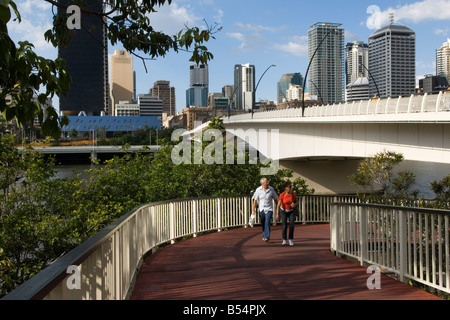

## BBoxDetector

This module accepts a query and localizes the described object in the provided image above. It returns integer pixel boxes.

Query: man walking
[252,178,278,242]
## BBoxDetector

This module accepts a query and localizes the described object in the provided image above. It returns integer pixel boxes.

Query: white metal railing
[225,92,450,122]
[2,194,355,300]
[331,203,450,294]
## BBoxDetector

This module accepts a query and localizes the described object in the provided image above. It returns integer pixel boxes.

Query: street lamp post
[302,28,337,116]
[253,64,276,118]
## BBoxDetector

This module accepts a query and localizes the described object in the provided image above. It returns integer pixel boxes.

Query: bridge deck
[130,224,442,300]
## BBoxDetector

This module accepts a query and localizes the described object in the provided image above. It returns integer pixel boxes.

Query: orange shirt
[279,192,297,211]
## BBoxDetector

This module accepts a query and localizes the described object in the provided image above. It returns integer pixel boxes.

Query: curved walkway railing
[2,194,355,300]
[331,202,450,294]
[226,92,450,122]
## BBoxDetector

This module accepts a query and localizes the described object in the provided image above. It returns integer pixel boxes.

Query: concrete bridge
[218,92,450,195]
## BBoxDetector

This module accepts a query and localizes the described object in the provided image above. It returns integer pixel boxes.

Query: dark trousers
[280,210,295,240]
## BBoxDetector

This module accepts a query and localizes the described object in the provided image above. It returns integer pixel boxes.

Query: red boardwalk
[131,224,442,300]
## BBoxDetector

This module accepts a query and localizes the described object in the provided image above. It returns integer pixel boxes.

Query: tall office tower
[234,64,255,110]
[436,39,450,84]
[151,81,176,116]
[308,22,344,105]
[345,41,369,85]
[277,73,304,103]
[110,50,134,116]
[186,64,209,107]
[368,23,416,99]
[58,0,107,116]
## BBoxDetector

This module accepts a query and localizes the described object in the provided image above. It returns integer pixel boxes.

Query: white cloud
[149,2,201,35]
[367,0,450,29]
[226,32,267,51]
[8,0,53,51]
[435,27,449,36]
[274,35,308,57]
[234,22,287,33]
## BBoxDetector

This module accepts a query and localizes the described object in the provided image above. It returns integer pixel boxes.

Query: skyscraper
[186,64,209,107]
[308,22,345,105]
[277,73,304,103]
[151,81,176,116]
[436,39,450,84]
[110,50,134,116]
[234,64,255,110]
[58,0,107,116]
[368,23,416,99]
[345,41,369,85]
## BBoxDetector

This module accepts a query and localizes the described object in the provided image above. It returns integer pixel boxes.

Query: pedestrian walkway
[130,224,442,300]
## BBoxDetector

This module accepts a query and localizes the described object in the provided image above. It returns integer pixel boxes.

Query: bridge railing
[330,202,450,294]
[226,92,450,121]
[2,194,353,300]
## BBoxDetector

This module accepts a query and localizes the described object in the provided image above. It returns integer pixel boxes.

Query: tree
[349,151,418,204]
[0,0,220,139]
[430,175,450,209]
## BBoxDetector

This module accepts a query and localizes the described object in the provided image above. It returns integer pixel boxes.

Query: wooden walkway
[130,224,442,300]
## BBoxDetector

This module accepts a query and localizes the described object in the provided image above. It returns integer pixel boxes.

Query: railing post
[436,91,443,112]
[302,197,306,225]
[217,198,223,232]
[399,210,407,283]
[421,93,427,113]
[192,200,198,238]
[244,196,249,228]
[170,203,175,244]
[396,96,401,114]
[359,206,367,266]
[407,94,414,113]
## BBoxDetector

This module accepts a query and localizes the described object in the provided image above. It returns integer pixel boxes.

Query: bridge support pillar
[279,159,361,195]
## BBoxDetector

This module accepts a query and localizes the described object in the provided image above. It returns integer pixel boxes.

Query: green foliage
[0,135,314,296]
[1,0,220,140]
[349,151,418,204]
[207,117,225,130]
[430,175,450,209]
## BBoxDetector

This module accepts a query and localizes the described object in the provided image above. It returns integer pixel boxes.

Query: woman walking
[276,181,298,246]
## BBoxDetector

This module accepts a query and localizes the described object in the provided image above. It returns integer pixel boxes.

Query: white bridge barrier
[2,195,353,300]
[331,202,450,294]
[226,92,450,121]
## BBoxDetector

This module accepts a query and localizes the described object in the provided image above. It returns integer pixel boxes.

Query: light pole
[253,64,276,118]
[359,62,381,99]
[302,28,337,116]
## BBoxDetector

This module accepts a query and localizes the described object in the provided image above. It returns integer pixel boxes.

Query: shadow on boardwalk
[131,224,442,300]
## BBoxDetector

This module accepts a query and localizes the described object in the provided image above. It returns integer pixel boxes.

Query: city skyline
[8,0,450,113]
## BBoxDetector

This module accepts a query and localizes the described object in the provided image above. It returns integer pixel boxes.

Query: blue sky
[8,0,450,113]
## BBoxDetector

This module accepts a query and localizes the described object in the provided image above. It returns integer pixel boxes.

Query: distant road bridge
[19,145,161,162]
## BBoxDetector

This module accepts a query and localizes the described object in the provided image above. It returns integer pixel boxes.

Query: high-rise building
[58,0,107,116]
[186,64,208,107]
[345,41,369,85]
[286,84,303,101]
[368,23,416,99]
[436,39,450,84]
[308,22,345,105]
[186,86,208,107]
[346,77,370,102]
[151,81,176,116]
[110,50,134,116]
[234,64,255,110]
[138,94,163,118]
[277,73,304,103]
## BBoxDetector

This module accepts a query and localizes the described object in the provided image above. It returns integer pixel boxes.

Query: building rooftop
[60,116,161,132]
[369,24,415,39]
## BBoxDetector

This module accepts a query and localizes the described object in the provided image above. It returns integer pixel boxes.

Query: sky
[7,0,450,113]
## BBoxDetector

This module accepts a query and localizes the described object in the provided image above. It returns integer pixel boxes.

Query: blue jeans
[259,210,273,240]
[280,210,295,240]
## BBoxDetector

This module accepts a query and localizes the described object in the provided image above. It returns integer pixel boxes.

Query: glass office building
[58,0,108,116]
[277,73,304,103]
